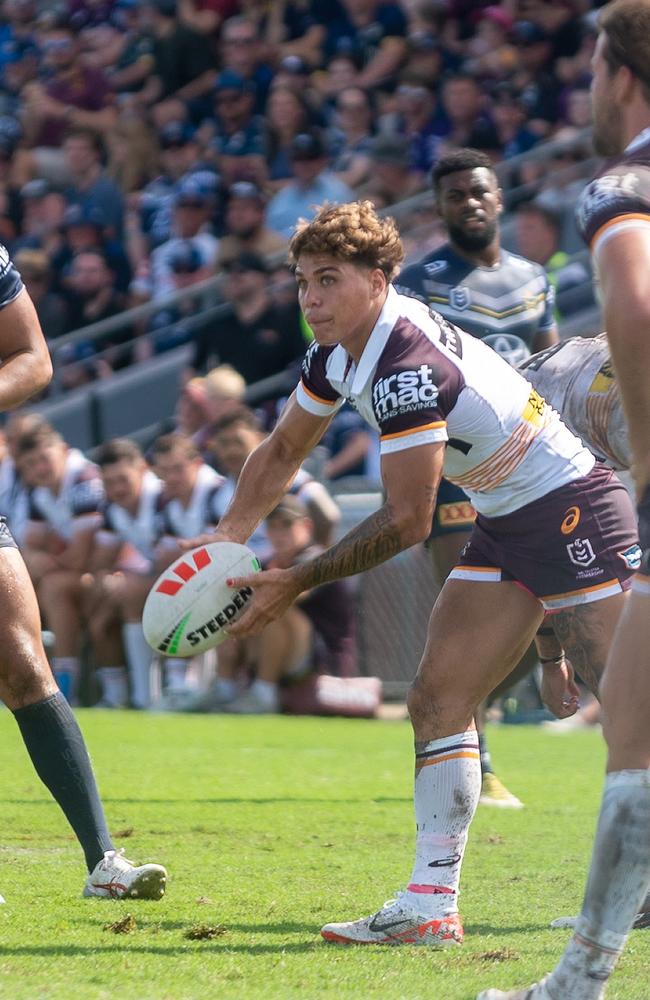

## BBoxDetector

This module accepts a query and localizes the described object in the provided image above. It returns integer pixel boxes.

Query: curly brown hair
[288,201,404,281]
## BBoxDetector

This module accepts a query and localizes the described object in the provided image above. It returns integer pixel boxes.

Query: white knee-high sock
[122,623,153,709]
[405,731,481,918]
[546,770,650,1000]
[164,658,187,691]
[97,666,128,708]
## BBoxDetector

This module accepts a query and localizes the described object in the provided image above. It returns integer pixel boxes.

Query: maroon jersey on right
[576,128,650,254]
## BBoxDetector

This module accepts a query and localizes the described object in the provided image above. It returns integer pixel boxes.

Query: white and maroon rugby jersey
[296,286,594,517]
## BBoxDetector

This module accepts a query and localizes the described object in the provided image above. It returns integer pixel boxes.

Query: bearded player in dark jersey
[0,246,166,902]
[481,2,650,997]
[397,148,560,810]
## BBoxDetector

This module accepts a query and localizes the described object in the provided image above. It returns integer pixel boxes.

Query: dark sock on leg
[13,692,114,871]
[478,731,493,776]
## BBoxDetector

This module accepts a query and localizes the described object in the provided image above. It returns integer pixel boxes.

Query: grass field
[1,711,649,1000]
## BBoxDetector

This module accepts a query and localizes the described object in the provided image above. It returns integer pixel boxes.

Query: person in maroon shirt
[22,22,116,150]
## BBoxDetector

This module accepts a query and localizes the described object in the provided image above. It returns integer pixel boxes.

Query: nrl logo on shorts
[450,286,471,311]
[566,537,596,568]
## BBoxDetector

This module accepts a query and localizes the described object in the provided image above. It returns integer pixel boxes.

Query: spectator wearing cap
[14,248,69,340]
[136,0,216,124]
[134,120,204,253]
[22,22,117,155]
[210,70,267,187]
[403,30,451,91]
[356,131,422,208]
[325,0,407,90]
[266,128,353,239]
[15,179,67,256]
[216,181,285,269]
[63,127,125,242]
[218,16,274,115]
[329,86,374,190]
[190,251,305,388]
[266,85,315,188]
[148,178,218,301]
[490,82,540,160]
[53,203,133,296]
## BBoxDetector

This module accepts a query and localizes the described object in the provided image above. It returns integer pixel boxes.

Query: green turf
[0,711,648,1000]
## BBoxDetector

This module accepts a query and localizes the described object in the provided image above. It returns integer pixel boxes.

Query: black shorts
[429,478,476,539]
[450,463,639,611]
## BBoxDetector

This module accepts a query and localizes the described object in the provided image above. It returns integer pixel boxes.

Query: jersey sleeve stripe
[591,213,650,256]
[296,381,342,417]
[381,420,446,441]
[380,426,448,455]
[300,380,340,407]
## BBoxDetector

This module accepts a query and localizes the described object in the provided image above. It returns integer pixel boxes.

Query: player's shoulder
[301,340,339,377]
[577,147,650,244]
[499,247,547,281]
[398,245,455,288]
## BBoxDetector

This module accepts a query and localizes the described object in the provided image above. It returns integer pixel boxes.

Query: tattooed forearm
[292,503,405,590]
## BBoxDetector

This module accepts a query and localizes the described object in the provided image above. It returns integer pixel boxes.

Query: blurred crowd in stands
[0,0,602,394]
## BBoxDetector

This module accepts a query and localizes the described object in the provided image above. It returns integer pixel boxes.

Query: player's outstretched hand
[225,567,301,638]
[540,655,581,719]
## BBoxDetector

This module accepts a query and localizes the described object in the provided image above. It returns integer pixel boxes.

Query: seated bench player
[17,424,105,703]
[188,200,639,947]
[88,438,166,708]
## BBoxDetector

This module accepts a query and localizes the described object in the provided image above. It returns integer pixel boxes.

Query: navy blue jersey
[396,244,554,350]
[0,244,24,309]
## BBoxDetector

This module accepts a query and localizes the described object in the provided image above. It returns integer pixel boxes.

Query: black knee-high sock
[13,692,114,872]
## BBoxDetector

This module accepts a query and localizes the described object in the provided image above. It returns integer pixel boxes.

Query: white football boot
[83,849,167,900]
[321,890,463,946]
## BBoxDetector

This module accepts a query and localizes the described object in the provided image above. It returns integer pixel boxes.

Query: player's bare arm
[531,321,559,354]
[0,289,52,407]
[186,394,334,550]
[226,442,443,637]
[595,229,650,493]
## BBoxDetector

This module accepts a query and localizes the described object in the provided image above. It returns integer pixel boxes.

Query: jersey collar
[351,284,402,395]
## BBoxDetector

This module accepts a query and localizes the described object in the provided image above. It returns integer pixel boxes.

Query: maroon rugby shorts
[449,463,639,610]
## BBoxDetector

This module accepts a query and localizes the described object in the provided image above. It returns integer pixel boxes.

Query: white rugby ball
[143,542,260,657]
